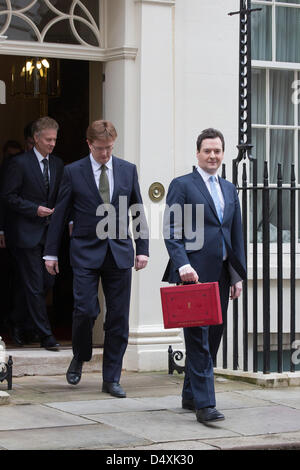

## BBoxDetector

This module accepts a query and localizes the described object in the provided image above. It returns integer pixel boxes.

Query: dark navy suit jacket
[45,155,149,269]
[1,150,64,248]
[162,168,246,284]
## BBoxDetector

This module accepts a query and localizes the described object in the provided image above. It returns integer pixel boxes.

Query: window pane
[250,128,265,242]
[251,128,266,184]
[276,7,300,62]
[270,129,294,184]
[252,69,266,124]
[270,70,294,125]
[252,5,272,61]
[268,130,293,238]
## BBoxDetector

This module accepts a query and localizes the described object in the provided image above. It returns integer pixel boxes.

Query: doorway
[0,54,97,347]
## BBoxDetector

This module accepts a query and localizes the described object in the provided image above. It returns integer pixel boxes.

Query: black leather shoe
[66,357,83,385]
[182,398,195,411]
[102,381,126,398]
[40,335,60,351]
[196,407,225,423]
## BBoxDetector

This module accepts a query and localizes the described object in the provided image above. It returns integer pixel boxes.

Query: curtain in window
[251,4,300,242]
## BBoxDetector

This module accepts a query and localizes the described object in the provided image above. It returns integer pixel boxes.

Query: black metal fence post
[277,163,283,373]
[252,158,258,372]
[262,161,270,374]
[290,165,296,372]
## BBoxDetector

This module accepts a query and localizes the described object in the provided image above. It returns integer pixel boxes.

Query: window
[251,0,300,242]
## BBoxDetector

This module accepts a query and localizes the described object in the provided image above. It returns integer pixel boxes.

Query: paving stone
[216,405,300,436]
[202,431,300,450]
[0,424,150,450]
[85,410,239,442]
[47,395,183,415]
[214,391,273,410]
[0,404,93,431]
[237,388,300,410]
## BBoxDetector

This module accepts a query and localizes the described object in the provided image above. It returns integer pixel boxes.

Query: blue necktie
[209,175,226,257]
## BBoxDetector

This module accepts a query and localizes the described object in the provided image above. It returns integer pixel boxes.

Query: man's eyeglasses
[91,144,114,153]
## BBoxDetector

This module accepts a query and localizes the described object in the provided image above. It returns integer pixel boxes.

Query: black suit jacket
[162,169,246,284]
[45,155,149,269]
[0,149,64,248]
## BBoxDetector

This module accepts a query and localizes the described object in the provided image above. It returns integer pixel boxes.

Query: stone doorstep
[214,368,300,388]
[5,348,103,377]
[0,391,10,406]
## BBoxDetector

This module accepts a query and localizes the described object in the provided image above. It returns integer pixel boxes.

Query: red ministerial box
[160,282,222,329]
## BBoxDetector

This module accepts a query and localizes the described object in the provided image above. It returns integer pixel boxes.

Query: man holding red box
[162,128,246,423]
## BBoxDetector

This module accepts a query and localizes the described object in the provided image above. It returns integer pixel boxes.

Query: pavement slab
[236,388,300,410]
[201,431,300,450]
[0,423,150,450]
[0,403,92,431]
[46,395,183,415]
[215,405,300,436]
[85,410,240,442]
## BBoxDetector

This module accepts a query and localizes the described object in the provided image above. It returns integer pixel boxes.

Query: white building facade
[0,0,299,373]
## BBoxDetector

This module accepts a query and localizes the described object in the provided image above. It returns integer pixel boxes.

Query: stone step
[5,347,102,377]
[0,391,10,405]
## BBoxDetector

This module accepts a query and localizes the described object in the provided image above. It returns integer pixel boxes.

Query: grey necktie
[99,164,110,203]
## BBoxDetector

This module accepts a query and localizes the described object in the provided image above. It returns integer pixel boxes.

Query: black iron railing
[224,160,299,374]
[169,160,299,375]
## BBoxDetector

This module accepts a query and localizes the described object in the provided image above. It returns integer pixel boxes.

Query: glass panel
[252,4,272,61]
[251,128,266,184]
[47,0,74,14]
[250,128,266,242]
[276,7,300,62]
[270,70,294,125]
[44,20,78,45]
[252,69,266,124]
[2,16,39,42]
[270,129,294,184]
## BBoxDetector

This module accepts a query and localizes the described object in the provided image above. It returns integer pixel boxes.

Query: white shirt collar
[197,165,219,183]
[89,153,113,171]
[33,147,49,162]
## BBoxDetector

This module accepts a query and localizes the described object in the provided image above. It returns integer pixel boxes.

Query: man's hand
[45,260,59,275]
[37,206,54,217]
[0,233,6,249]
[230,281,243,300]
[179,265,199,283]
[135,255,148,271]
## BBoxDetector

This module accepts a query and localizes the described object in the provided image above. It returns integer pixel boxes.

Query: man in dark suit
[163,128,246,423]
[1,117,64,351]
[44,120,149,398]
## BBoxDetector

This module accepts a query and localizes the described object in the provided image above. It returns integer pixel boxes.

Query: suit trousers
[72,246,132,383]
[208,260,230,363]
[182,261,231,409]
[15,242,55,339]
